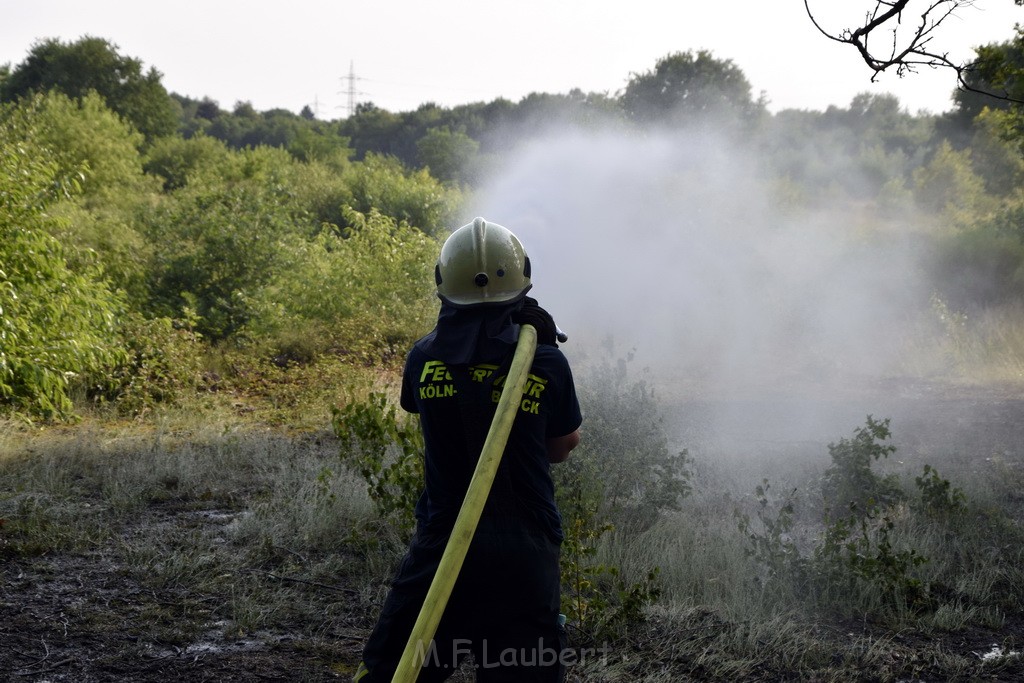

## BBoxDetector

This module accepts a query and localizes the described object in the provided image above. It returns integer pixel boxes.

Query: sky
[3,1,1023,118]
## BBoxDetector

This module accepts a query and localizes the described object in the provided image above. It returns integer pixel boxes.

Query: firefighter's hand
[514,297,560,347]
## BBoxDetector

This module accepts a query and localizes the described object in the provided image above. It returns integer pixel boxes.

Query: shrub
[249,208,440,363]
[556,347,692,530]
[140,177,303,340]
[821,416,903,516]
[913,464,967,518]
[561,527,661,645]
[91,313,205,416]
[738,418,943,618]
[1,99,127,418]
[814,508,929,614]
[735,480,806,591]
[331,391,423,540]
[341,153,462,236]
[555,348,688,643]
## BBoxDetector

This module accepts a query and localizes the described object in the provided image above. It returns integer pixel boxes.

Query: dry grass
[4,345,1024,679]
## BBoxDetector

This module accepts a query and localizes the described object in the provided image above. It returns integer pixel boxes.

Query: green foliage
[954,29,1024,130]
[143,132,232,190]
[8,91,155,202]
[177,97,354,168]
[814,508,929,613]
[968,108,1024,196]
[249,208,439,363]
[341,153,462,235]
[0,102,127,418]
[140,166,306,340]
[557,347,692,529]
[555,348,684,643]
[286,121,353,168]
[932,199,1024,308]
[558,454,661,644]
[331,391,423,538]
[912,141,992,220]
[3,92,157,310]
[92,313,205,416]
[51,202,152,308]
[340,102,404,160]
[415,126,480,184]
[735,480,806,590]
[285,159,354,231]
[622,50,762,126]
[0,35,177,140]
[560,512,660,645]
[821,416,903,515]
[913,464,967,518]
[738,422,938,618]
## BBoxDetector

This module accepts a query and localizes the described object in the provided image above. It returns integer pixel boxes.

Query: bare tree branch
[804,0,1024,104]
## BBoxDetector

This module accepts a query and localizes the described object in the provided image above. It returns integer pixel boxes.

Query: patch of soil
[0,509,361,682]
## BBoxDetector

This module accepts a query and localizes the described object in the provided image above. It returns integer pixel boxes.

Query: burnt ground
[0,504,365,682]
[2,380,1024,682]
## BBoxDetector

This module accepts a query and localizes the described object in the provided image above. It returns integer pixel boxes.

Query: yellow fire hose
[390,324,538,683]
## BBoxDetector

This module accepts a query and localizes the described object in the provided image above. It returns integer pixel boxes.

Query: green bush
[12,91,157,203]
[91,313,205,416]
[341,153,462,236]
[737,418,940,618]
[821,416,903,515]
[331,391,423,540]
[814,508,929,614]
[816,418,930,613]
[140,177,306,340]
[735,480,806,592]
[143,132,232,190]
[556,347,692,529]
[913,464,967,518]
[1,100,127,419]
[249,208,440,363]
[560,484,661,645]
[555,348,688,643]
[933,210,1024,308]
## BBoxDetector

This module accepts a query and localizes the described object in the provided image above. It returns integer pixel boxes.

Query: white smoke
[472,125,930,396]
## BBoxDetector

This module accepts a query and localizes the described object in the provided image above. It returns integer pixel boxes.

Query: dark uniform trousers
[359,514,566,682]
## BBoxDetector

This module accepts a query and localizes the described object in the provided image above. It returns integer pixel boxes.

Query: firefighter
[354,217,583,682]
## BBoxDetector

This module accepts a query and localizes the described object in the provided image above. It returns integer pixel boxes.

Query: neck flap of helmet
[414,299,524,366]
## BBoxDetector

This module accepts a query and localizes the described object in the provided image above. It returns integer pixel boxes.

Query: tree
[621,50,762,125]
[958,30,1024,119]
[945,29,1024,157]
[143,132,233,190]
[0,36,177,140]
[936,31,1024,144]
[10,92,158,304]
[139,148,308,340]
[966,107,1024,194]
[20,90,155,200]
[0,100,126,417]
[248,208,440,362]
[196,97,221,121]
[340,153,463,235]
[416,126,480,184]
[340,102,403,159]
[912,139,991,217]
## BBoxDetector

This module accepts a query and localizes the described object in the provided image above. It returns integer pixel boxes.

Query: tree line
[3,34,1024,418]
